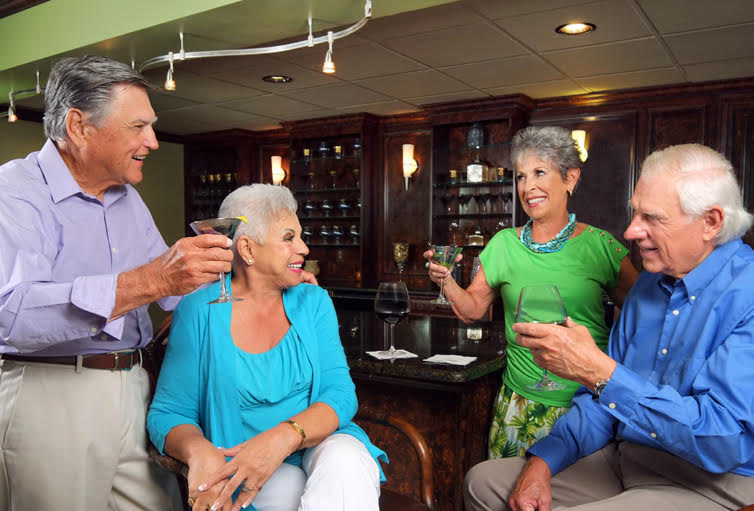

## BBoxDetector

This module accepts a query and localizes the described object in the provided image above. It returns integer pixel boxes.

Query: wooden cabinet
[283,114,380,288]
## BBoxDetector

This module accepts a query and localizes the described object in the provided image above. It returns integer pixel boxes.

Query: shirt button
[690,296,696,301]
[661,348,668,355]
[89,327,97,334]
[111,247,118,253]
[609,403,616,409]
[673,310,679,316]
[650,432,657,438]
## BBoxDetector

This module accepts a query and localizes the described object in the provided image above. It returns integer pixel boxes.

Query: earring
[569,189,573,197]
[246,258,253,265]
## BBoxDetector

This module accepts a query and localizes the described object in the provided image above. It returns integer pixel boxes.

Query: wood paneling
[647,106,707,153]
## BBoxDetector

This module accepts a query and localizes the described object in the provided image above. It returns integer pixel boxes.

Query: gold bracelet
[283,419,306,449]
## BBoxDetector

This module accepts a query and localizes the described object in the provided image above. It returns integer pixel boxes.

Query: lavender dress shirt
[0,139,180,356]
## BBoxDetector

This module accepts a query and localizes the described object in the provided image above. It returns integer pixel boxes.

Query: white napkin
[423,354,477,366]
[366,349,418,360]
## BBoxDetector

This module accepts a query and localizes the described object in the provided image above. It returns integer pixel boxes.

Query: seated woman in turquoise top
[147,184,386,511]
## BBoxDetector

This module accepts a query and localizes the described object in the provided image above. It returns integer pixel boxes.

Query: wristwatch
[592,378,610,401]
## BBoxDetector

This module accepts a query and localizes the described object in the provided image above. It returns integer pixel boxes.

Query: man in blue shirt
[464,143,754,510]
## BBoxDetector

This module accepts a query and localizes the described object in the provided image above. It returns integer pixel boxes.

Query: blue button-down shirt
[529,239,754,476]
[0,139,180,355]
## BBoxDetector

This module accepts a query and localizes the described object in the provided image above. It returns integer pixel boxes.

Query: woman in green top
[425,126,638,458]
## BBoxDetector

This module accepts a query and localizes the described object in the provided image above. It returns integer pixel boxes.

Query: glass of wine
[515,285,568,391]
[392,242,409,281]
[430,245,463,305]
[189,217,244,304]
[374,281,410,358]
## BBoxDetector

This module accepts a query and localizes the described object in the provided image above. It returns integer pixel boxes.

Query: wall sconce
[402,143,419,190]
[271,155,286,185]
[571,130,588,162]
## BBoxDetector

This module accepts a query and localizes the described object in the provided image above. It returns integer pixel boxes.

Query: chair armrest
[147,442,189,480]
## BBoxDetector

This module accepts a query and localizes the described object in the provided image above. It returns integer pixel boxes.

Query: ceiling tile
[154,104,258,125]
[665,24,754,65]
[148,92,200,112]
[280,43,425,81]
[212,60,340,92]
[336,100,420,116]
[405,89,490,107]
[484,79,589,99]
[544,38,673,77]
[495,0,651,52]
[360,3,482,41]
[230,117,282,132]
[637,0,754,34]
[575,67,685,92]
[462,0,595,19]
[355,69,470,98]
[441,55,563,89]
[219,94,321,118]
[163,75,266,103]
[684,57,754,82]
[382,22,526,67]
[280,83,389,109]
[276,109,342,121]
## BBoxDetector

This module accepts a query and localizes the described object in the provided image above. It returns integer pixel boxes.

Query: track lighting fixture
[6,70,43,123]
[322,31,335,74]
[164,51,176,91]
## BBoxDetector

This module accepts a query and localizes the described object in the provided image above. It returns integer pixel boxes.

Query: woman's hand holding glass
[423,247,463,304]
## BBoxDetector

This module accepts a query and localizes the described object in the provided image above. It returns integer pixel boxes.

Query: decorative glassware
[189,217,244,304]
[329,169,338,189]
[334,145,343,159]
[392,242,409,281]
[352,137,361,157]
[352,168,360,189]
[515,285,568,391]
[338,198,351,216]
[319,225,330,244]
[448,220,460,245]
[317,141,329,158]
[303,259,320,277]
[430,245,463,305]
[467,122,484,148]
[303,199,316,217]
[373,281,410,359]
[307,171,317,191]
[302,225,312,244]
[449,169,458,184]
[320,199,333,217]
[331,225,343,244]
[303,147,312,163]
[349,224,360,244]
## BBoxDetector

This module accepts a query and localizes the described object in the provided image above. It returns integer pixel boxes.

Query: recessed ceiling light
[555,22,596,35]
[262,75,293,84]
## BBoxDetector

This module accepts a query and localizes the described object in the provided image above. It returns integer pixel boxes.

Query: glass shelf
[433,178,513,189]
[433,213,512,220]
[291,155,361,165]
[299,215,361,221]
[293,187,360,194]
[306,243,361,247]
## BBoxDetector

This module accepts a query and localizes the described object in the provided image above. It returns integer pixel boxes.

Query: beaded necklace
[519,213,576,253]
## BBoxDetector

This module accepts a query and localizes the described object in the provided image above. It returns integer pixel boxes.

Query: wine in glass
[515,285,567,391]
[374,282,410,358]
[430,245,463,305]
[189,217,244,304]
[392,242,409,281]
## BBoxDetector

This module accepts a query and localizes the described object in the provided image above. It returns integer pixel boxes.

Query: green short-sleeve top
[479,225,627,407]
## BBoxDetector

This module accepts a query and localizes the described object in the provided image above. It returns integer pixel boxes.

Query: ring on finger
[188,496,196,507]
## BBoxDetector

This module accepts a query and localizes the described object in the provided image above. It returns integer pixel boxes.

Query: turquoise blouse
[147,280,387,484]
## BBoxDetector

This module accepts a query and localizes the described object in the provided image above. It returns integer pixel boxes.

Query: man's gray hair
[43,55,154,141]
[640,143,753,245]
[218,184,298,246]
[510,126,582,180]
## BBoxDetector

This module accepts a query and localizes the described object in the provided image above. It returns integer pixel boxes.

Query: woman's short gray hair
[43,55,154,142]
[218,184,298,245]
[511,126,582,180]
[640,143,753,245]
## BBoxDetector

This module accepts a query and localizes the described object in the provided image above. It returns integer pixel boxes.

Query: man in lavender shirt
[0,56,234,510]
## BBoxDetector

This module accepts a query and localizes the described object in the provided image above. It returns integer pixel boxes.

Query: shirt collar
[38,138,127,204]
[657,239,743,296]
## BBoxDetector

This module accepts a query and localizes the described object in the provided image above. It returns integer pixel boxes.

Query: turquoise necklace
[520,213,576,253]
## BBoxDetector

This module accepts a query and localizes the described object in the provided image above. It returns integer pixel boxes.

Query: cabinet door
[290,136,364,287]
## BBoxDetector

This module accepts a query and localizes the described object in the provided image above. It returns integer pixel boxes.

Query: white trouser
[253,433,381,511]
[0,359,181,511]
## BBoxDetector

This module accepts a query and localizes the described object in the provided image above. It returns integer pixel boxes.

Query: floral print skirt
[487,385,569,458]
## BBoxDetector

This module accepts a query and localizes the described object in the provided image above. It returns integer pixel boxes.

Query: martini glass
[189,217,243,304]
[374,281,410,358]
[515,285,567,391]
[430,245,463,305]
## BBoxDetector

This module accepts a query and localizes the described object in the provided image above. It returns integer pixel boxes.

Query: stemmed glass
[430,245,463,305]
[392,242,409,281]
[515,285,567,391]
[189,217,244,304]
[373,281,410,358]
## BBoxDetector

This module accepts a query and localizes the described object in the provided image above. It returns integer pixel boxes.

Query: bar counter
[331,288,507,511]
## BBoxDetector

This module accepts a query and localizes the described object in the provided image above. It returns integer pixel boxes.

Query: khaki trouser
[0,359,181,511]
[464,441,754,511]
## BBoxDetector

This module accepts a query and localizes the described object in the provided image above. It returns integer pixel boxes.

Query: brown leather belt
[1,350,142,370]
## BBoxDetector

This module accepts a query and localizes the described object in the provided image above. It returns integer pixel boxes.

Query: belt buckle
[113,352,120,370]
